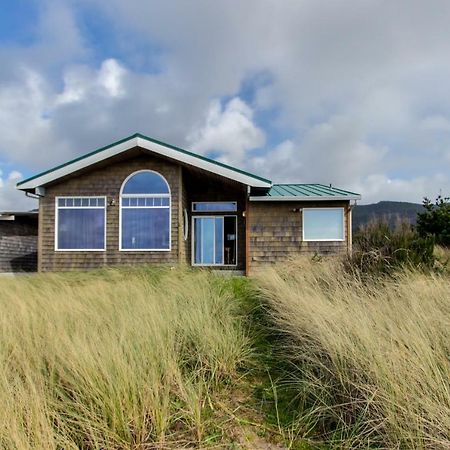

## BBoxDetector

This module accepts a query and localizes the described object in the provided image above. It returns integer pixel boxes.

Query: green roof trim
[17,132,272,187]
[251,183,361,200]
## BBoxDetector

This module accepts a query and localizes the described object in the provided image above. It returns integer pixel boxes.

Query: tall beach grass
[255,258,450,448]
[0,267,251,449]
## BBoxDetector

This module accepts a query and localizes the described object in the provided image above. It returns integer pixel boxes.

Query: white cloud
[350,173,450,204]
[249,116,386,186]
[56,59,126,106]
[187,97,265,164]
[2,0,450,206]
[0,170,36,211]
[420,115,450,132]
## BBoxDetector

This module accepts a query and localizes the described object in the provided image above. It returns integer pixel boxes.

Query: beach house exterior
[16,133,361,274]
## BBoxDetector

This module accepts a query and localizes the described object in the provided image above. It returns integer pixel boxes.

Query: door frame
[191,215,238,267]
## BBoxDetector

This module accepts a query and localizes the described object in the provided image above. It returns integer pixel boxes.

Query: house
[16,133,361,274]
[0,211,38,272]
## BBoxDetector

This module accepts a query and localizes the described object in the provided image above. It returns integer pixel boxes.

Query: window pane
[58,209,104,249]
[193,202,237,212]
[215,218,223,264]
[122,171,169,194]
[81,198,89,207]
[66,198,73,207]
[194,217,215,264]
[303,209,344,241]
[97,198,105,207]
[89,198,97,207]
[122,198,130,207]
[224,216,237,265]
[194,218,202,264]
[58,198,66,207]
[74,198,81,207]
[122,208,170,249]
[161,197,170,206]
[130,197,137,207]
[137,197,146,207]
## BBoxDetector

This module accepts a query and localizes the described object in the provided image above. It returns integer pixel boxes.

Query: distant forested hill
[352,201,424,232]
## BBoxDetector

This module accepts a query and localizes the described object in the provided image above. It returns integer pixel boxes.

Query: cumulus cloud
[0,170,36,211]
[250,116,386,186]
[2,0,450,206]
[187,97,265,164]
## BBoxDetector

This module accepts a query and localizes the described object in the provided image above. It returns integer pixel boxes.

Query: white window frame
[191,215,238,267]
[191,201,237,212]
[302,207,345,242]
[119,170,171,252]
[55,196,107,252]
[183,208,189,241]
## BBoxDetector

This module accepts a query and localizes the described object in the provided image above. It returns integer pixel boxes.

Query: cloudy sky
[1,0,450,209]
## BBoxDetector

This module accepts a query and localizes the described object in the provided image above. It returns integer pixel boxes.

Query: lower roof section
[249,184,361,201]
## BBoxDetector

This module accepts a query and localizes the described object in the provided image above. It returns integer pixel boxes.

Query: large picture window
[302,208,345,241]
[56,197,106,250]
[120,170,171,251]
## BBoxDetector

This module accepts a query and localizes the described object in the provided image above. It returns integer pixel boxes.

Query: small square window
[81,198,89,207]
[122,198,130,207]
[66,198,73,207]
[58,198,66,207]
[97,198,105,207]
[303,208,344,241]
[137,197,146,207]
[74,198,82,207]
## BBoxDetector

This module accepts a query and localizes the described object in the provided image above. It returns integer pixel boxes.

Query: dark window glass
[192,202,237,212]
[58,209,104,249]
[122,208,170,249]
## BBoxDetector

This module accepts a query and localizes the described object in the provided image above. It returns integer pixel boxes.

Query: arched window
[120,170,171,250]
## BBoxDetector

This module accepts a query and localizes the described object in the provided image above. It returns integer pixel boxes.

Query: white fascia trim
[249,195,361,202]
[18,137,271,190]
[136,138,270,188]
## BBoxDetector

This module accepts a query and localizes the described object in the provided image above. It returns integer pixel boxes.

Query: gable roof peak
[17,133,272,191]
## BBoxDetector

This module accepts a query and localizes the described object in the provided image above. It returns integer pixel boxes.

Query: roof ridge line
[17,133,272,188]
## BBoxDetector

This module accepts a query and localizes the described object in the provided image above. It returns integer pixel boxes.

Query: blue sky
[1,0,450,209]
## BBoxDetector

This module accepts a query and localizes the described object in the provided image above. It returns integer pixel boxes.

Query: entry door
[193,217,223,265]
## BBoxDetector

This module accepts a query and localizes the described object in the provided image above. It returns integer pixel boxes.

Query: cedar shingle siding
[247,200,350,273]
[0,216,38,272]
[39,152,180,271]
[31,145,355,273]
[38,151,248,272]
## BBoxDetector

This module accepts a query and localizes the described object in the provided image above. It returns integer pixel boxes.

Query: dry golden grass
[255,258,450,449]
[0,267,251,449]
[2,259,449,449]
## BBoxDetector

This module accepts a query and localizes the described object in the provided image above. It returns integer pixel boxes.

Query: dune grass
[0,267,253,449]
[255,258,450,448]
[1,259,449,449]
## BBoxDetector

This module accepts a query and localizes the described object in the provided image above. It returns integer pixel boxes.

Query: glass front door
[193,216,236,266]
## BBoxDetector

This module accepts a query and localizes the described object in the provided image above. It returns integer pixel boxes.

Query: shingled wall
[0,216,38,272]
[247,200,351,273]
[39,152,181,271]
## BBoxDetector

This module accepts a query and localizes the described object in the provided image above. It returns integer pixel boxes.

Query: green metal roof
[17,133,272,189]
[250,184,361,201]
